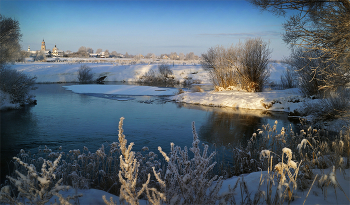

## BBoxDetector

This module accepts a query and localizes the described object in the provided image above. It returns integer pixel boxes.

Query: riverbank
[170,87,307,113]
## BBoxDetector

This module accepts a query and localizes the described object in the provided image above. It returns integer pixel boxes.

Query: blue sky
[1,0,290,59]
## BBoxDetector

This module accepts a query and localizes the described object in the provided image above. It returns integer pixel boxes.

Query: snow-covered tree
[0,15,22,65]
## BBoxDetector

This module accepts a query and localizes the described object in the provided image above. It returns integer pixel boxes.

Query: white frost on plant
[297,139,309,153]
[0,90,20,110]
[287,160,297,169]
[282,147,292,160]
[329,166,337,186]
[260,150,271,160]
[0,154,76,205]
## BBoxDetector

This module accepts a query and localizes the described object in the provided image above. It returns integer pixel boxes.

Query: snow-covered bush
[0,64,36,108]
[78,65,94,84]
[202,38,271,92]
[0,155,80,205]
[155,122,234,204]
[116,117,149,205]
[0,89,20,110]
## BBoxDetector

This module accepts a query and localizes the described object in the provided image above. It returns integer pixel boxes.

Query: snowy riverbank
[51,167,349,205]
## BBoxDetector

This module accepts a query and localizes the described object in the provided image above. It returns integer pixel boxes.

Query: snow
[269,62,289,83]
[11,62,209,84]
[0,90,20,110]
[170,88,305,113]
[63,85,178,96]
[51,168,349,205]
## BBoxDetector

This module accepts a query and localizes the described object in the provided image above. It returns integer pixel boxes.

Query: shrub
[202,38,271,92]
[158,63,173,79]
[0,64,36,105]
[78,65,94,84]
[302,88,350,122]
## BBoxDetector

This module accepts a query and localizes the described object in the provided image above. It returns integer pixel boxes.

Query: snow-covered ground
[52,167,349,205]
[11,62,209,84]
[170,88,306,113]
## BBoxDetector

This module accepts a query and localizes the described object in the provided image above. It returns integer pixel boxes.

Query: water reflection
[1,106,39,181]
[178,103,296,148]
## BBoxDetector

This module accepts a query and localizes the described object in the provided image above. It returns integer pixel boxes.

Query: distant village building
[161,54,169,59]
[27,46,37,55]
[52,45,64,57]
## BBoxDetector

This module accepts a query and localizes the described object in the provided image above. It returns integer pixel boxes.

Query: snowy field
[12,61,210,84]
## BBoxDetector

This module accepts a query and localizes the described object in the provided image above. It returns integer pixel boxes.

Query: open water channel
[1,83,300,182]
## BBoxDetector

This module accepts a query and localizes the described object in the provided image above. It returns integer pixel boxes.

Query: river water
[1,83,299,182]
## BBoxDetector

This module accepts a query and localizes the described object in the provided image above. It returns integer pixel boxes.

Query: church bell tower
[41,39,46,51]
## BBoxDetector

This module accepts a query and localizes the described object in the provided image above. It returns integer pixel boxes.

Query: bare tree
[202,45,239,90]
[169,52,178,60]
[111,51,118,58]
[238,38,271,92]
[179,53,185,61]
[34,51,46,62]
[249,0,350,90]
[96,48,102,54]
[0,15,22,64]
[286,48,341,96]
[280,66,297,89]
[186,52,195,60]
[77,46,89,57]
[87,47,94,54]
[104,50,110,58]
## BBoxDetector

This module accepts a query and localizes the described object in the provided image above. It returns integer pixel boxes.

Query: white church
[27,39,63,57]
